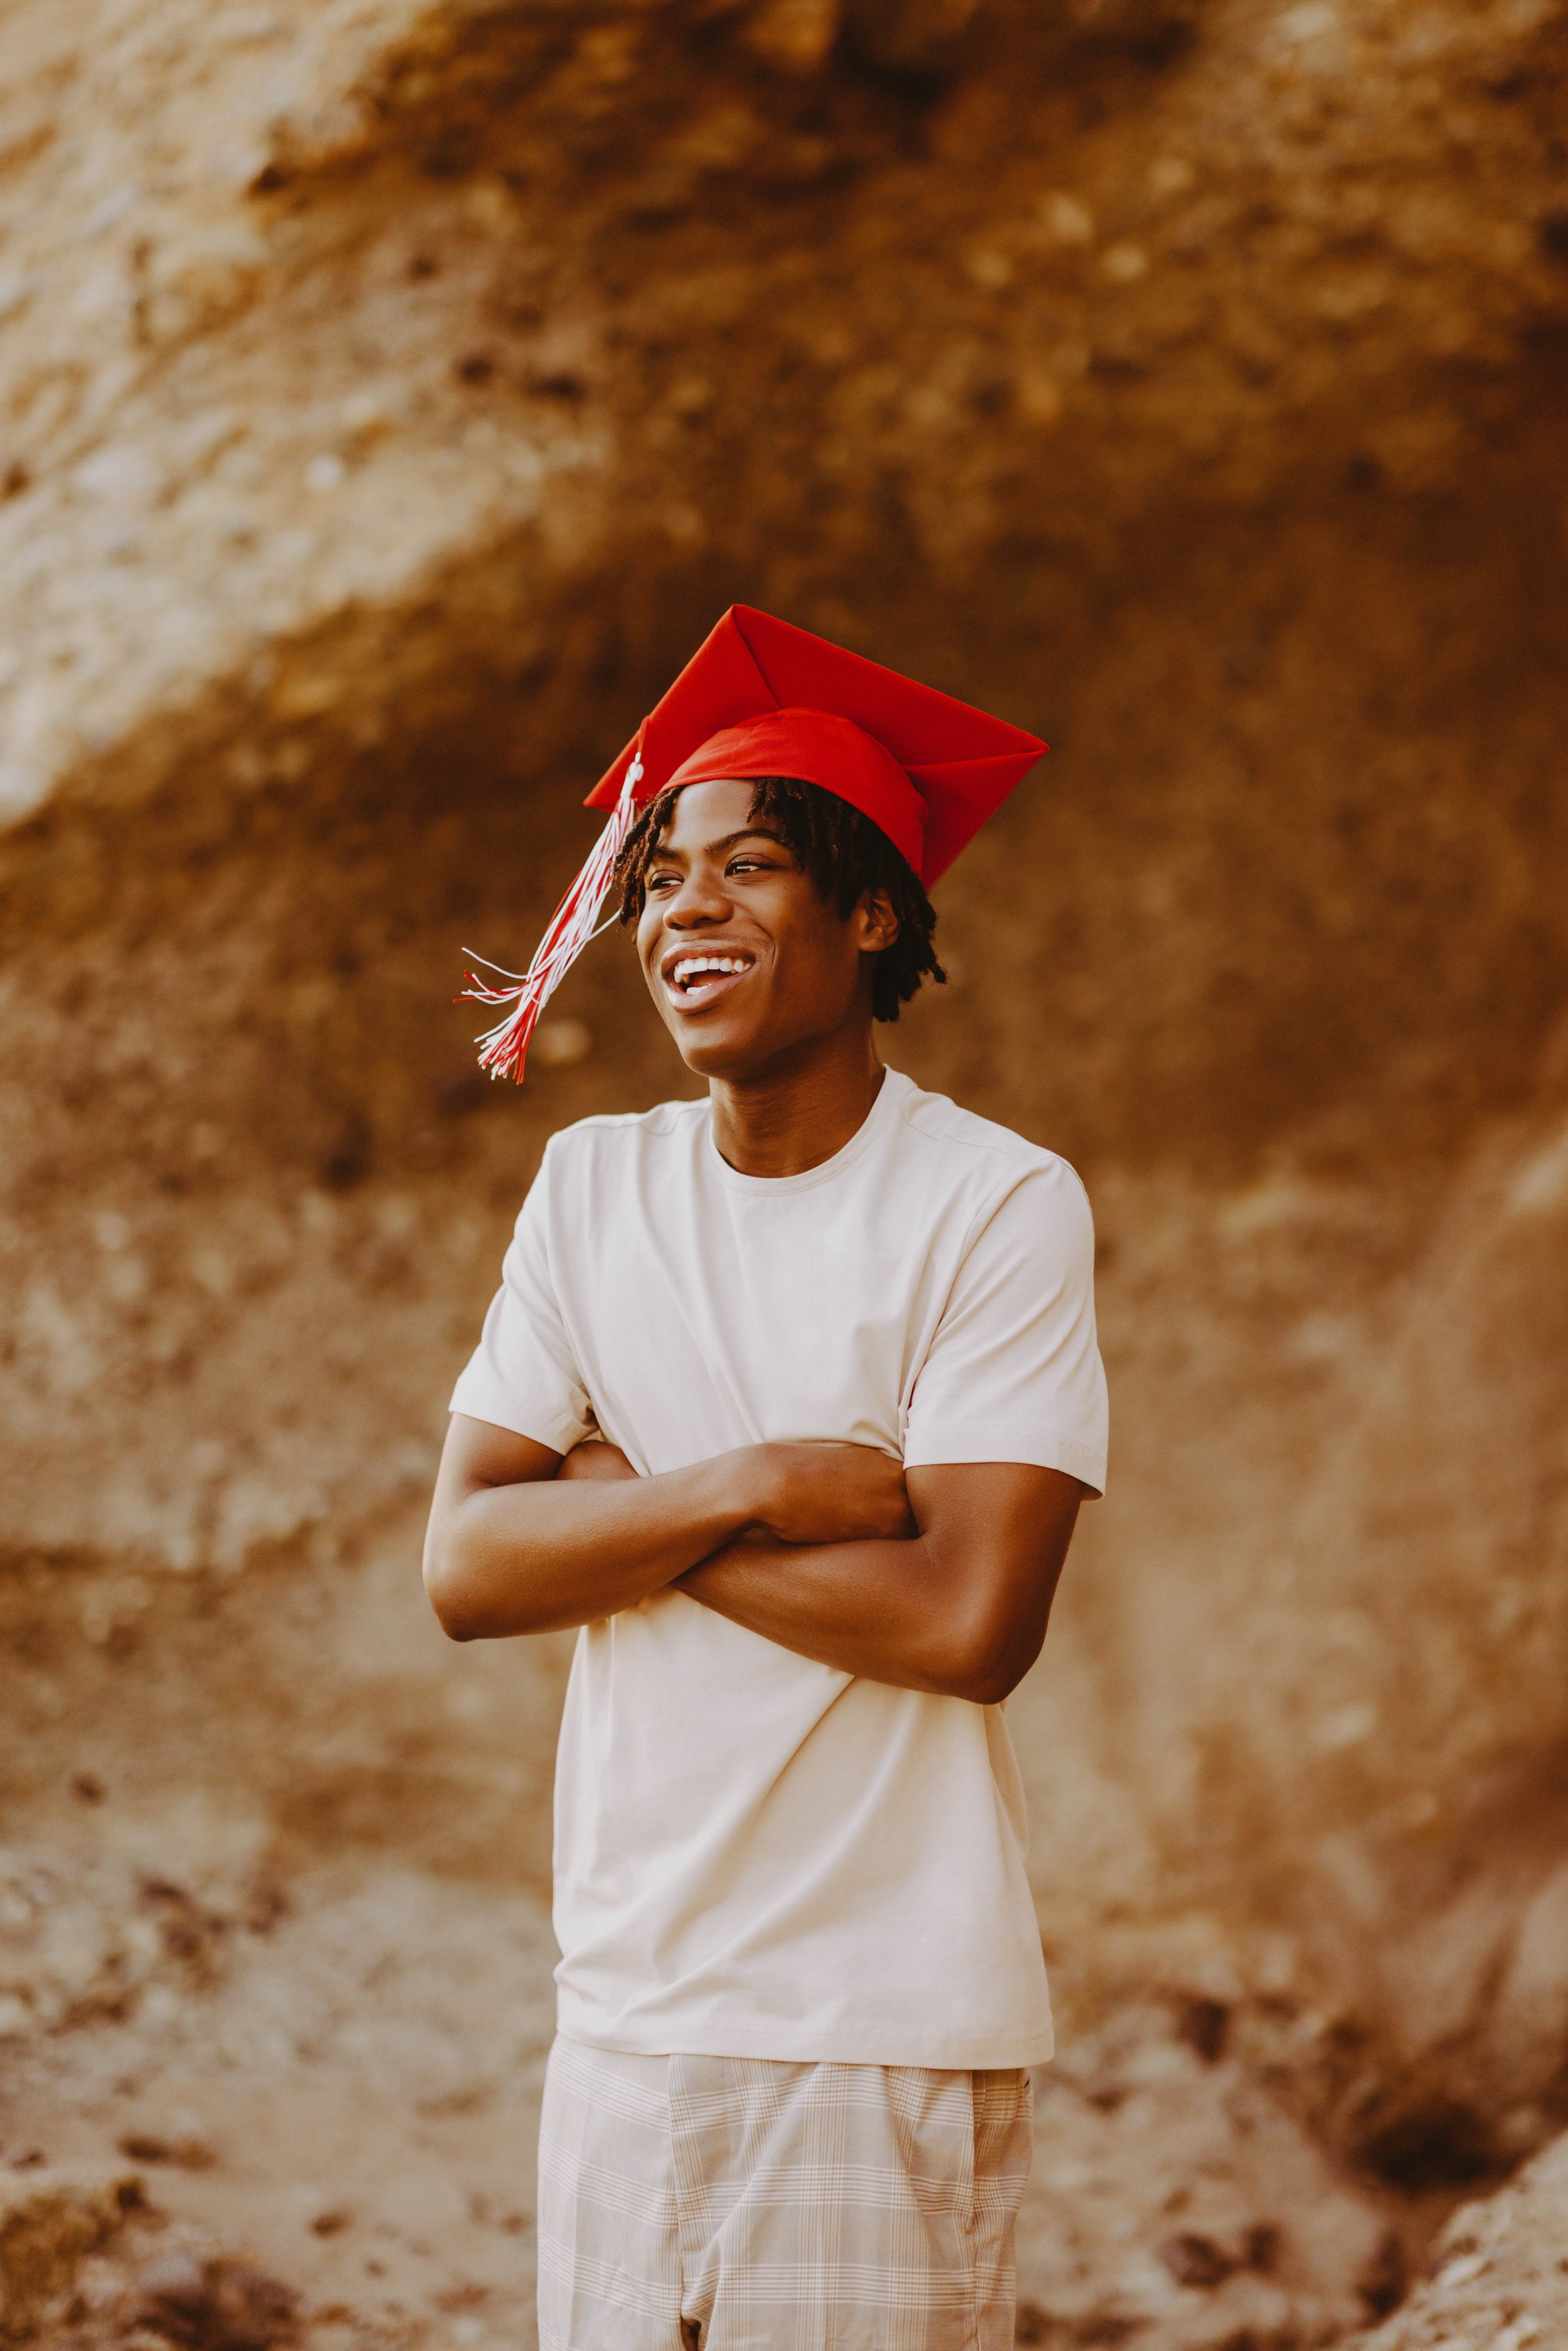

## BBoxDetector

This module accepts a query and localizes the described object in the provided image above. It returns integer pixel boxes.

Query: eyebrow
[646,825,786,864]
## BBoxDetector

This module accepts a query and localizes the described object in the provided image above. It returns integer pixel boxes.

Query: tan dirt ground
[0,1526,1476,2348]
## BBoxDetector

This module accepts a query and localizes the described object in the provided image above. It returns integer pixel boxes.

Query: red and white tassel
[462,756,644,1083]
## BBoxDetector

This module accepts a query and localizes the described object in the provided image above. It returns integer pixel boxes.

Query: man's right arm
[421,1414,911,1642]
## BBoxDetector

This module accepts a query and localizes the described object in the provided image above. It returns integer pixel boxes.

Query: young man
[423,607,1108,2351]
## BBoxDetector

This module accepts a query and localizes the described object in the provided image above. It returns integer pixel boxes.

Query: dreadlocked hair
[613,777,946,1023]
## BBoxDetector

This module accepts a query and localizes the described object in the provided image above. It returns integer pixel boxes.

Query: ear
[852,887,900,956]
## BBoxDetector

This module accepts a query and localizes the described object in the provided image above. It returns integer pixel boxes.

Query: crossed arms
[423,1419,1083,1706]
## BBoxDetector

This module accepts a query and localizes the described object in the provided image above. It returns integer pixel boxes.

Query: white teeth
[671,955,748,985]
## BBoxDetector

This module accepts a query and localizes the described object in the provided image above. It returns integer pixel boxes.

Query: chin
[669,1016,777,1080]
[674,1033,753,1079]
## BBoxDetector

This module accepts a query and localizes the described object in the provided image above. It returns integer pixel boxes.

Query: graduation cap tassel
[461,757,644,1084]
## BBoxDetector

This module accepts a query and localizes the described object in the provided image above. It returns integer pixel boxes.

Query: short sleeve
[448,1140,597,1453]
[902,1162,1108,1494]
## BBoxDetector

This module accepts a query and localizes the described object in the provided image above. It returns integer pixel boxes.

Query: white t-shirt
[450,1067,1108,2069]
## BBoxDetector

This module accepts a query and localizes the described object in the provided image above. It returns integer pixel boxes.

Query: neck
[707,1024,886,1179]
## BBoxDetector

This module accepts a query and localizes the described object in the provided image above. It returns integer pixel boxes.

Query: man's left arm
[559,1445,1082,1701]
[711,1152,1104,1702]
[677,1461,1081,1704]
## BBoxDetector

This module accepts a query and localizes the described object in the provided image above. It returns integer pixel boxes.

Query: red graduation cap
[464,605,1046,1081]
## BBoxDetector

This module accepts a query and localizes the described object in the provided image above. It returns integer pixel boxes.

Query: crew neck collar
[703,1066,909,1195]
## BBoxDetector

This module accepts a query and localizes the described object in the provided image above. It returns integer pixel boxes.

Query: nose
[663,865,730,929]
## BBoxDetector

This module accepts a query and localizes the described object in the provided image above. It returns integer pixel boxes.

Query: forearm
[678,1532,1014,1702]
[428,1456,756,1640]
[679,1460,1083,1700]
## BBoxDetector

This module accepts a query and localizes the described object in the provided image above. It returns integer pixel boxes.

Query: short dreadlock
[613,777,946,1024]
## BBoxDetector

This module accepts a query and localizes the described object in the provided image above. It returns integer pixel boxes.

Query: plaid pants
[537,2033,1033,2350]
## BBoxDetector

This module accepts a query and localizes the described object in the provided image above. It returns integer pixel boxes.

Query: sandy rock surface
[0,2162,144,2337]
[4,0,1568,2342]
[0,1834,1460,2349]
[0,1532,1552,2349]
[1342,2135,1568,2351]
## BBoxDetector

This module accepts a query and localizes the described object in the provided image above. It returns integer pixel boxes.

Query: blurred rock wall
[3,0,1567,2184]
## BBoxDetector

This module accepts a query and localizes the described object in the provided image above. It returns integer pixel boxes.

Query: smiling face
[635,778,899,1082]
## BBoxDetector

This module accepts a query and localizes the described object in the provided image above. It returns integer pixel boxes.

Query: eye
[645,869,681,893]
[727,853,777,876]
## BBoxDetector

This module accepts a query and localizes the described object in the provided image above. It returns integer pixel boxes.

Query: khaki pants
[538,2033,1033,2350]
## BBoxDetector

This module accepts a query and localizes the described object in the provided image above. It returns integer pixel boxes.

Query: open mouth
[662,953,755,1011]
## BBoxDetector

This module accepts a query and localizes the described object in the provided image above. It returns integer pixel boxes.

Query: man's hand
[557,1436,911,1549]
[746,1444,913,1547]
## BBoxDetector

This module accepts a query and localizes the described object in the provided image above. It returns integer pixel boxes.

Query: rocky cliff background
[3,1,1568,2344]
